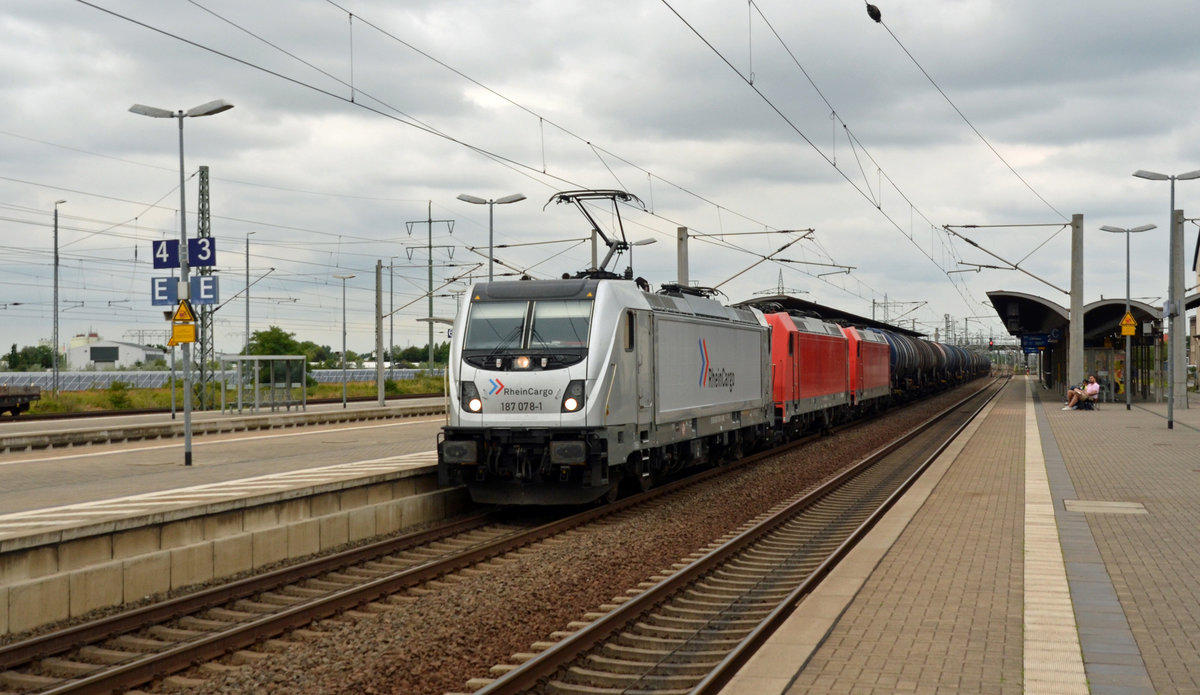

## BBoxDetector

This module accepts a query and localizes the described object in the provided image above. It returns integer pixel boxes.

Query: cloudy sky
[4,0,1200,359]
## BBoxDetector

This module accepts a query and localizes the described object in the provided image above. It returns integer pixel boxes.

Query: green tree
[399,345,425,364]
[247,326,304,356]
[5,344,54,371]
[297,340,332,365]
[398,342,449,366]
[245,326,313,385]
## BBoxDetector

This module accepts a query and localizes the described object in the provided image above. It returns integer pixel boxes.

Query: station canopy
[985,290,1164,343]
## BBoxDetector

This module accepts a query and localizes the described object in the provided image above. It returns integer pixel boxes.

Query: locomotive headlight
[561,379,585,413]
[461,381,483,413]
[514,355,532,370]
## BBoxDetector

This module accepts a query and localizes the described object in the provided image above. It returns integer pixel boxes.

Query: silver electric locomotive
[437,277,773,505]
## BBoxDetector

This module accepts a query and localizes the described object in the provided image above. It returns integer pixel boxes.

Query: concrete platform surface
[722,376,1200,695]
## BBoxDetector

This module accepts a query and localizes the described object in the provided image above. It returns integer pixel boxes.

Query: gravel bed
[182,385,979,695]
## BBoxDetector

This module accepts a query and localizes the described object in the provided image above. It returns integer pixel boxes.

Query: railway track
[466,377,1005,694]
[0,512,531,694]
[0,379,1001,694]
[0,436,773,694]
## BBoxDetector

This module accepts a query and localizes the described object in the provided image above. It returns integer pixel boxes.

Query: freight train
[0,385,40,417]
[436,277,989,505]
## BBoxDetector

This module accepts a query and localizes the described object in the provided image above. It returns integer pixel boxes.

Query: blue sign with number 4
[151,238,217,269]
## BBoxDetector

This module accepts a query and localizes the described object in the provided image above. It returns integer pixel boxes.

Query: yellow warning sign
[168,323,197,346]
[172,299,196,322]
[1119,311,1136,327]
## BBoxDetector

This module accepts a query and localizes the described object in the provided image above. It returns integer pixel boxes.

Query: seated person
[1064,375,1100,410]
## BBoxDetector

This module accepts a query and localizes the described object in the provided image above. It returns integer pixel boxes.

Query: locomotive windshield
[463,299,593,355]
[529,300,591,348]
[463,301,527,351]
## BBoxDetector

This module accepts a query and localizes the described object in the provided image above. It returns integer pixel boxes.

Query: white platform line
[1024,382,1088,693]
[0,450,437,526]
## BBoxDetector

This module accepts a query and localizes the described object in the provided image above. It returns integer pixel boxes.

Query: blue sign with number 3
[151,238,217,269]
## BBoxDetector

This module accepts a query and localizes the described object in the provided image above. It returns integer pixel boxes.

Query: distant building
[66,339,167,370]
[69,331,102,350]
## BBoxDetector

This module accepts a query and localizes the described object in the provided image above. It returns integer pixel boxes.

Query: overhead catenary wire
[68,0,886,310]
[661,0,980,316]
[52,0,1024,343]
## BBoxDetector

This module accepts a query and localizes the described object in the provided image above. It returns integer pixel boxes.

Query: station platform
[0,397,446,454]
[722,376,1200,695]
[0,398,448,543]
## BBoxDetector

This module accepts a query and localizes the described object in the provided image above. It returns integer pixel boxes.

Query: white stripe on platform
[0,451,437,526]
[1024,382,1088,694]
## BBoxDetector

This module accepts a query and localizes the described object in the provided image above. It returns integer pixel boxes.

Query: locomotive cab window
[463,301,527,351]
[529,300,592,348]
[624,310,635,351]
[462,297,593,369]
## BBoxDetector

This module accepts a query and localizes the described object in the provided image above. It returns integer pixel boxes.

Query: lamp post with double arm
[130,99,234,465]
[456,193,526,281]
[1100,223,1156,410]
[1133,168,1200,429]
[52,199,66,396]
[334,274,356,408]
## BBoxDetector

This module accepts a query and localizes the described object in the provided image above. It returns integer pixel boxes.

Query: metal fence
[0,368,444,390]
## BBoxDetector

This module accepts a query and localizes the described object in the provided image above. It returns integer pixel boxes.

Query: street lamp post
[1100,223,1156,411]
[456,192,526,281]
[131,99,234,466]
[245,231,255,355]
[1133,168,1200,429]
[52,199,66,396]
[389,255,399,381]
[334,274,356,408]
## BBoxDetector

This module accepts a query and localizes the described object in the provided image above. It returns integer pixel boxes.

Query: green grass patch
[28,374,445,415]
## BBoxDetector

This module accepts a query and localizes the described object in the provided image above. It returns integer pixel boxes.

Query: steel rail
[472,377,1005,694]
[1,378,999,693]
[0,511,497,671]
[693,376,1006,694]
[0,434,779,694]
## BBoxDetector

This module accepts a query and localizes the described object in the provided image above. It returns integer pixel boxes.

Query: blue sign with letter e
[191,275,219,304]
[151,276,219,306]
[151,277,177,305]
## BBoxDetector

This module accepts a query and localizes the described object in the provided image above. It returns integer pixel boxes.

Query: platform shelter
[986,290,1178,402]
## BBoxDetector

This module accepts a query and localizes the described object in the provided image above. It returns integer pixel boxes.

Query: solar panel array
[0,368,444,390]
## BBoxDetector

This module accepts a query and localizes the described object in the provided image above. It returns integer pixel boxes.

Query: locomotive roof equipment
[547,189,649,280]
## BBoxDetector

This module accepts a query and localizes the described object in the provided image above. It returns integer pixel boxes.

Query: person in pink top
[1064,375,1100,410]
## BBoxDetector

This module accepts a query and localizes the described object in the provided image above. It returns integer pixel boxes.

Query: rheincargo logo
[497,386,555,398]
[698,338,735,392]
